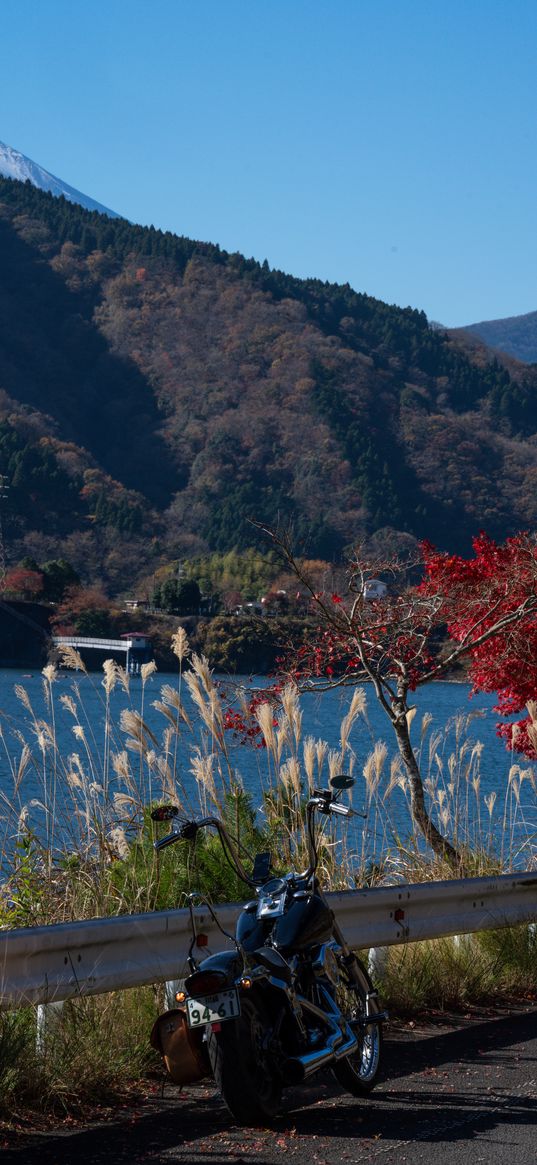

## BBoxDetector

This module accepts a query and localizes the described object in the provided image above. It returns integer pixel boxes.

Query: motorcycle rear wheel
[332,957,383,1096]
[207,992,282,1125]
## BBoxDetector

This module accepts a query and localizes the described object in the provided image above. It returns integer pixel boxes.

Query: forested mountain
[1,173,537,595]
[461,309,537,364]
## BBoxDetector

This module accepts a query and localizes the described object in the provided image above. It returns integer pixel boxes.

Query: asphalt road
[3,1008,536,1165]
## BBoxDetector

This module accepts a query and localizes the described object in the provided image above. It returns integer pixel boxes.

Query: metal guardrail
[1,871,536,1009]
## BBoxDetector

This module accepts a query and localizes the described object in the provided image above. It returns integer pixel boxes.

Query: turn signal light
[175,990,186,1003]
[240,976,253,990]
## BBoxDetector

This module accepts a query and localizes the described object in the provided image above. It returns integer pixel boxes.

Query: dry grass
[0,987,158,1120]
[376,924,537,1014]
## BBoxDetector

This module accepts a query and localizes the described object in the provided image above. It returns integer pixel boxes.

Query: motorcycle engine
[312,941,341,987]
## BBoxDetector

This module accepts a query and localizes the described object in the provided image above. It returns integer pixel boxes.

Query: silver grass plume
[116,664,130,693]
[15,685,33,713]
[190,749,218,806]
[363,741,387,795]
[340,687,366,752]
[190,653,214,695]
[484,791,497,817]
[102,659,118,695]
[328,749,344,783]
[255,702,276,752]
[280,683,302,748]
[420,712,433,744]
[14,744,31,795]
[315,739,328,779]
[152,700,180,731]
[60,693,78,718]
[160,683,192,728]
[171,627,190,663]
[279,758,301,799]
[120,708,159,748]
[58,645,87,673]
[383,755,406,799]
[303,735,316,793]
[108,826,130,860]
[111,751,131,782]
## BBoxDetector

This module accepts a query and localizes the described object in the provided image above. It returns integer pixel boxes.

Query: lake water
[0,668,534,869]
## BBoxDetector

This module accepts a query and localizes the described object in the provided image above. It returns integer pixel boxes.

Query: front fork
[317,884,389,1030]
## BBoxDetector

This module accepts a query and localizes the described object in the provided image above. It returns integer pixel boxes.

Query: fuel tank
[272,893,334,952]
[236,903,267,951]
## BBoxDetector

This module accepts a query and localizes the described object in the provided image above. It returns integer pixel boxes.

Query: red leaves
[222,686,281,748]
[423,531,537,755]
[281,531,537,759]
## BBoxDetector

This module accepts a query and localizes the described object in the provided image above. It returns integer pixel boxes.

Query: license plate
[186,988,241,1028]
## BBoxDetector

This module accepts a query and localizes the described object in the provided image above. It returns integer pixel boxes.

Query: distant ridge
[462,309,537,364]
[0,139,120,219]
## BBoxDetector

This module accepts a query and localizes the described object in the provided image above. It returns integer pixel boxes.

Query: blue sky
[2,0,536,326]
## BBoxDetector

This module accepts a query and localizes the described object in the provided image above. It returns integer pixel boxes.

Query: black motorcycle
[149,776,387,1125]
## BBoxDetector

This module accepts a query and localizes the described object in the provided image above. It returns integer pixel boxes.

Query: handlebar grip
[153,819,200,852]
[329,802,350,816]
[154,832,181,851]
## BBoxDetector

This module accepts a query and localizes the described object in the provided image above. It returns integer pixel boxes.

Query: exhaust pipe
[283,1025,358,1084]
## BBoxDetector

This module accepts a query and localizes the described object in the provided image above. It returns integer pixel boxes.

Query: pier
[52,633,153,674]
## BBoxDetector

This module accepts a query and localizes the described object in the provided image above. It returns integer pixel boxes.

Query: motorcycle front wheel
[207,991,282,1125]
[332,957,383,1096]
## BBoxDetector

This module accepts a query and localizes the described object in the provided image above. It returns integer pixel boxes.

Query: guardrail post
[368,946,389,978]
[36,1001,64,1056]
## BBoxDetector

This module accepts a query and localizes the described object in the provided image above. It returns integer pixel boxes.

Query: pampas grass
[0,635,535,927]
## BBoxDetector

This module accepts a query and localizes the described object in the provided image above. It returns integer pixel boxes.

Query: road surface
[3,1007,536,1164]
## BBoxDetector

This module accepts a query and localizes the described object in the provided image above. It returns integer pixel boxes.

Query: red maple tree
[265,528,537,868]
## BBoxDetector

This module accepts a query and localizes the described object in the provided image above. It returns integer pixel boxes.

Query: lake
[0,667,534,869]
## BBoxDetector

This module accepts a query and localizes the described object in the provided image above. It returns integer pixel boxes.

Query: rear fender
[185,950,242,992]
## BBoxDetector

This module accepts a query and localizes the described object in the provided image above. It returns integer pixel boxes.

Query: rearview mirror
[330,774,355,790]
[151,804,179,822]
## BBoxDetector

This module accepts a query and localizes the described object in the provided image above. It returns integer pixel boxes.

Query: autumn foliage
[271,528,537,862]
[4,567,44,600]
[285,533,537,757]
[421,532,537,758]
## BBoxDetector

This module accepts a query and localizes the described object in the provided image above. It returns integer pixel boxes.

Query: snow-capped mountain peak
[0,140,120,218]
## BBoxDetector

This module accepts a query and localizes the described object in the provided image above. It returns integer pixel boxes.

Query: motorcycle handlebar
[153,814,257,887]
[154,796,360,882]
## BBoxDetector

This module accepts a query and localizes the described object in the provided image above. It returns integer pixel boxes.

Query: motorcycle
[149,775,387,1125]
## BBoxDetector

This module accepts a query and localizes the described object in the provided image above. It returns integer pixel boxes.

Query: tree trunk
[393,717,462,870]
